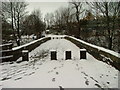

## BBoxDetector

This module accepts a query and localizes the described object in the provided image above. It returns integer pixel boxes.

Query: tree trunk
[17,12,20,46]
[10,2,18,46]
[105,3,112,50]
[75,6,81,38]
[108,37,112,50]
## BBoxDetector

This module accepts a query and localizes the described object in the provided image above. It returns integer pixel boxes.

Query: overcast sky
[26,2,69,18]
[25,0,119,19]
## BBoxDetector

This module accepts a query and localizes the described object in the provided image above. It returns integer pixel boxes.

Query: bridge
[0,35,120,88]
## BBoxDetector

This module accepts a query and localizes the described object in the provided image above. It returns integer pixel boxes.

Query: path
[0,36,119,88]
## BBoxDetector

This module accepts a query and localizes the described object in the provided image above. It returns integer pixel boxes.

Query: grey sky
[26,2,69,18]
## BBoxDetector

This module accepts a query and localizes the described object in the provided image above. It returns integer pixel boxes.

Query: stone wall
[65,36,120,71]
[12,37,51,61]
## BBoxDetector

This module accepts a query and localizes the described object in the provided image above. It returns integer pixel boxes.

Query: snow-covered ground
[0,35,119,89]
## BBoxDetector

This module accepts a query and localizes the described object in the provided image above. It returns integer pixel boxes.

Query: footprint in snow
[85,80,89,85]
[76,64,78,67]
[84,77,89,85]
[51,70,53,72]
[11,66,16,67]
[52,78,55,82]
[95,83,102,88]
[81,72,88,76]
[14,77,22,81]
[35,67,39,70]
[54,67,57,69]
[48,70,53,73]
[106,75,109,77]
[28,72,35,76]
[90,76,98,83]
[2,77,12,81]
[107,82,110,84]
[114,77,117,79]
[16,70,22,73]
[108,71,110,73]
[56,72,59,75]
[21,72,26,74]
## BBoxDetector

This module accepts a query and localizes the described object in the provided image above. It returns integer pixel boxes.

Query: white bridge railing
[65,35,120,70]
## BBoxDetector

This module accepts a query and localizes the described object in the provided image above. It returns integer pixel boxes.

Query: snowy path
[0,37,119,89]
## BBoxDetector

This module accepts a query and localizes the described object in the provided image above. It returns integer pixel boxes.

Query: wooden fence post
[0,43,13,62]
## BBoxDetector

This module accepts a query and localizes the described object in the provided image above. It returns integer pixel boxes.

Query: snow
[22,50,29,53]
[50,50,57,51]
[12,37,49,51]
[0,35,119,89]
[0,43,12,47]
[67,36,120,58]
[0,55,13,59]
[21,35,36,39]
[46,35,66,38]
[80,49,86,51]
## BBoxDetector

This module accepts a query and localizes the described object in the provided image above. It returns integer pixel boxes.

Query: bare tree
[58,7,74,34]
[2,1,28,46]
[69,0,85,38]
[32,9,42,20]
[87,1,120,50]
[44,13,54,29]
[50,6,74,34]
[22,9,45,38]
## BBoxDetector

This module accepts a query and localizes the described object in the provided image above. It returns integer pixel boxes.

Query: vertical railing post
[80,49,87,59]
[50,50,57,60]
[65,50,71,60]
[22,50,29,61]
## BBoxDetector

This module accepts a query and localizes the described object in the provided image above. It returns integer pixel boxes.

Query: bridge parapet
[65,36,120,70]
[0,37,50,62]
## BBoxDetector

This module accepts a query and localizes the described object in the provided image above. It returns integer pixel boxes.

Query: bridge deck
[0,36,119,88]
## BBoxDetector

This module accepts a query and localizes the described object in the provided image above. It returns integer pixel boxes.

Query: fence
[0,43,13,62]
